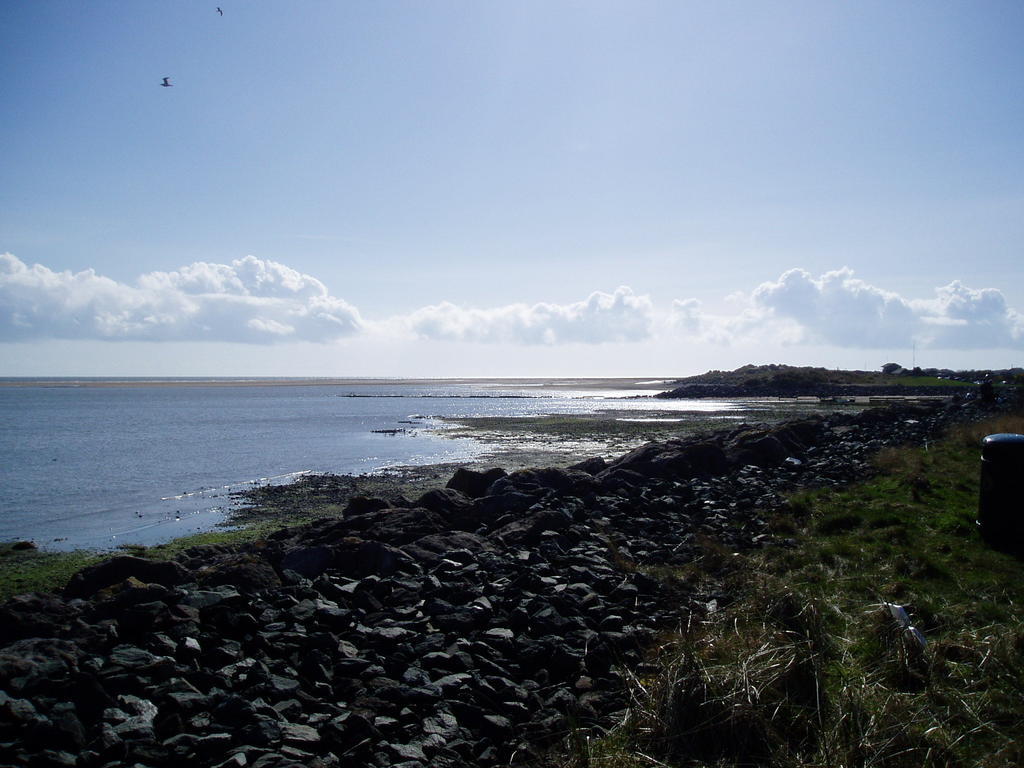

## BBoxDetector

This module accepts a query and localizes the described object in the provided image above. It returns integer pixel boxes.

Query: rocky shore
[0,394,1006,768]
[656,382,966,399]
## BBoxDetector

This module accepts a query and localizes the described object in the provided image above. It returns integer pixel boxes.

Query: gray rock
[280,722,320,747]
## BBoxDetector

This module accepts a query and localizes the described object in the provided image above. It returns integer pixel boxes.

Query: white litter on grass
[881,602,927,648]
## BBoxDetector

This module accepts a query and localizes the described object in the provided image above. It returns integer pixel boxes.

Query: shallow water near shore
[0,378,836,551]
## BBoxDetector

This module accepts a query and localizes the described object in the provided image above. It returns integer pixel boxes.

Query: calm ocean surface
[0,380,741,550]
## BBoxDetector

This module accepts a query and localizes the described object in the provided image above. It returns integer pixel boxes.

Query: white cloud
[671,267,1024,350]
[398,286,655,345]
[669,298,703,334]
[752,267,918,347]
[0,253,362,343]
[912,280,1024,348]
[4,254,1019,355]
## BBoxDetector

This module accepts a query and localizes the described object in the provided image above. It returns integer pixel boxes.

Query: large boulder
[402,531,497,564]
[63,556,191,600]
[280,545,335,579]
[445,467,508,499]
[568,457,608,475]
[356,507,450,545]
[306,506,447,546]
[595,467,648,492]
[348,539,417,577]
[471,491,537,520]
[679,443,730,477]
[502,467,601,496]
[605,441,728,480]
[195,554,282,592]
[343,496,390,516]
[730,434,788,468]
[772,418,824,452]
[415,488,475,517]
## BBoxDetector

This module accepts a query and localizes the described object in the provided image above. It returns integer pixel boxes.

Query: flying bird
[217,7,223,14]
[161,77,173,87]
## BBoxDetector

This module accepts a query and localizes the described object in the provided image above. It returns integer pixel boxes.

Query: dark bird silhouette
[217,7,223,15]
[161,77,173,87]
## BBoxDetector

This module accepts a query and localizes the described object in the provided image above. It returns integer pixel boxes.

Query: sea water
[0,380,741,550]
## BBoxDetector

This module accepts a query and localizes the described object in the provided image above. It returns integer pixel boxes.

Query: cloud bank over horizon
[0,253,363,343]
[746,268,1024,350]
[1,254,1021,352]
[400,287,654,345]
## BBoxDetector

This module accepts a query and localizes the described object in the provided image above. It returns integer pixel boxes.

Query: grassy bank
[561,413,1024,768]
[0,544,107,599]
[0,527,270,602]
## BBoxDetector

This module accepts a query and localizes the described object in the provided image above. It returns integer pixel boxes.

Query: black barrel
[977,433,1024,555]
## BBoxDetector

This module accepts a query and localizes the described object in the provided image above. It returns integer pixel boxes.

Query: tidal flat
[437,399,859,459]
[228,398,863,529]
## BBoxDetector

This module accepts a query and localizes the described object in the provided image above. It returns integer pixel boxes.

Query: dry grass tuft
[947,414,1024,449]
[599,584,829,767]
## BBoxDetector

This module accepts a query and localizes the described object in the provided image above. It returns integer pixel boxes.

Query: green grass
[0,544,105,600]
[0,514,339,603]
[0,471,388,602]
[890,376,974,388]
[672,365,978,389]
[555,411,1024,768]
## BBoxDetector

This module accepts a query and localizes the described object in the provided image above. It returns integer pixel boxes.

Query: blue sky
[2,1,1022,376]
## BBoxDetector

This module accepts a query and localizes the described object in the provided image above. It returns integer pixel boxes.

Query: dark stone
[681,442,730,477]
[386,741,427,762]
[606,441,728,480]
[490,508,574,545]
[344,496,390,516]
[595,467,647,491]
[402,532,496,564]
[197,556,282,592]
[568,456,608,475]
[213,694,259,725]
[342,508,450,545]
[71,672,117,717]
[30,750,78,767]
[445,467,508,499]
[504,467,599,495]
[240,717,282,747]
[0,592,81,644]
[40,709,87,750]
[280,545,334,579]
[472,491,536,518]
[731,434,789,468]
[0,638,80,694]
[352,540,416,577]
[321,711,380,751]
[64,556,191,599]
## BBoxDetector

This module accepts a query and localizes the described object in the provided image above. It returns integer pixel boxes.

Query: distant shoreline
[0,376,678,390]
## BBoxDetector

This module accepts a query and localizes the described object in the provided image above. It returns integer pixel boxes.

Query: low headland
[2,366,1023,767]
